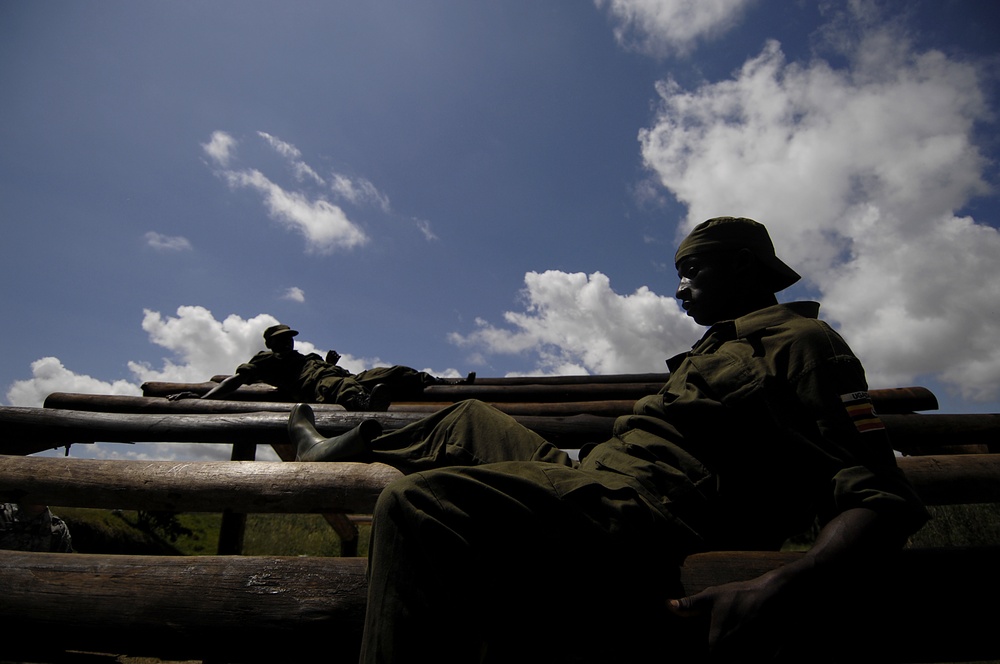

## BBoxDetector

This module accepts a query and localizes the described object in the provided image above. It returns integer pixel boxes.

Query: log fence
[1,377,997,662]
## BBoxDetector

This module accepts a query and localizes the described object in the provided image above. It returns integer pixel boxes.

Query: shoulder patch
[840,391,885,433]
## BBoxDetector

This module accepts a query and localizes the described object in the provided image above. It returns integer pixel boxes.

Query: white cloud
[145,231,192,251]
[6,357,142,407]
[282,286,306,303]
[450,270,701,375]
[415,218,438,241]
[330,174,391,213]
[223,168,370,253]
[595,0,756,57]
[204,131,383,253]
[257,131,325,185]
[202,130,237,167]
[636,5,1000,400]
[126,306,284,384]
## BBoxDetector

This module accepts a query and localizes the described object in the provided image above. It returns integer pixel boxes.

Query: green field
[51,501,999,558]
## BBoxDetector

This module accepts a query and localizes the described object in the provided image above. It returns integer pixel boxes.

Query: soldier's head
[263,324,298,351]
[674,217,800,326]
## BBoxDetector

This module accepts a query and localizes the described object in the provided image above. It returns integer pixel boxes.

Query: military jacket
[581,302,927,552]
[236,349,351,399]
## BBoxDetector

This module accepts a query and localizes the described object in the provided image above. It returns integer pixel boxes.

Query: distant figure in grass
[0,502,73,553]
[168,324,474,412]
[289,217,928,661]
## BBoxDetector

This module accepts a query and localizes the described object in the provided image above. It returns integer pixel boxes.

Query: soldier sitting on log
[288,217,929,661]
[168,324,473,412]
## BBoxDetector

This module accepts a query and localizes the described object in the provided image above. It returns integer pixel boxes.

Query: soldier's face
[675,253,741,326]
[268,335,295,352]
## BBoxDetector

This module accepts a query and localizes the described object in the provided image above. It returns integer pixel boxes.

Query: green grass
[908,502,1000,548]
[53,508,371,557]
[56,502,999,559]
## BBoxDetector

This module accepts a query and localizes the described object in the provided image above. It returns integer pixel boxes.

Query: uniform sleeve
[793,348,928,538]
[234,352,269,382]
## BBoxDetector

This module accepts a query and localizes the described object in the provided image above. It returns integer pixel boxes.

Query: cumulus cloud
[450,270,701,375]
[447,2,1000,403]
[145,231,192,251]
[595,0,756,57]
[126,306,288,384]
[635,4,1000,400]
[6,357,142,407]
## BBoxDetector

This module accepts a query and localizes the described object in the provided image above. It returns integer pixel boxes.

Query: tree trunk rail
[4,379,997,663]
[1,546,997,664]
[1,453,996,511]
[7,403,998,457]
[139,378,940,412]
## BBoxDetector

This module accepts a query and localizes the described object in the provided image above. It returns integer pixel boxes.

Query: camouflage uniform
[0,503,73,553]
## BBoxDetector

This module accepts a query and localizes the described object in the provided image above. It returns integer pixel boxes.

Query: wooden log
[1,453,996,510]
[45,391,348,414]
[141,380,288,401]
[0,406,615,456]
[0,455,403,514]
[894,454,1000,504]
[45,391,635,417]
[1,547,997,663]
[0,551,369,663]
[882,412,1000,454]
[142,379,939,413]
[7,404,996,459]
[46,390,940,419]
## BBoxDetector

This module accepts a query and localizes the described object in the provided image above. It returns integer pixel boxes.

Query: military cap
[263,324,298,343]
[674,216,801,292]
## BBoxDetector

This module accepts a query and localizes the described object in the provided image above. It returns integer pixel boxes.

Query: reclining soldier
[170,324,472,411]
[289,217,928,661]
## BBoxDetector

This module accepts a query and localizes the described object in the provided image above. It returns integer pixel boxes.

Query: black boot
[368,383,391,411]
[289,403,382,462]
[342,384,392,412]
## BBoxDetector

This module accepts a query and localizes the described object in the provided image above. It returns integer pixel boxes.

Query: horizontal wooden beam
[140,379,940,413]
[0,406,615,456]
[0,455,402,513]
[6,402,995,458]
[1,453,996,511]
[46,391,642,417]
[0,551,369,663]
[1,546,996,663]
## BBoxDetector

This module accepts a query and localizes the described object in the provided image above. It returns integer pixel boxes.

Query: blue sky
[3,1,999,460]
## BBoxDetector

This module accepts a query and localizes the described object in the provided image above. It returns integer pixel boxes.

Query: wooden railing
[1,379,997,663]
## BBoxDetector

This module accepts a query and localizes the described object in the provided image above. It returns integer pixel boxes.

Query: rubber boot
[289,403,383,462]
[368,383,391,412]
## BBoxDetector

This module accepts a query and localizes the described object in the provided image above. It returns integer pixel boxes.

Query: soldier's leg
[288,399,573,472]
[366,399,573,473]
[360,461,691,663]
[315,376,390,411]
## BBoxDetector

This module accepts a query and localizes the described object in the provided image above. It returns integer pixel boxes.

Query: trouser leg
[360,461,693,663]
[315,376,368,408]
[361,399,575,474]
[355,366,433,396]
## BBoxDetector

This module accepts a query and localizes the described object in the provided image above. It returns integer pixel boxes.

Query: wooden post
[217,441,257,555]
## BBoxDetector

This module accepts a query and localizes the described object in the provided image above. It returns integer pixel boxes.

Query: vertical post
[217,442,256,555]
